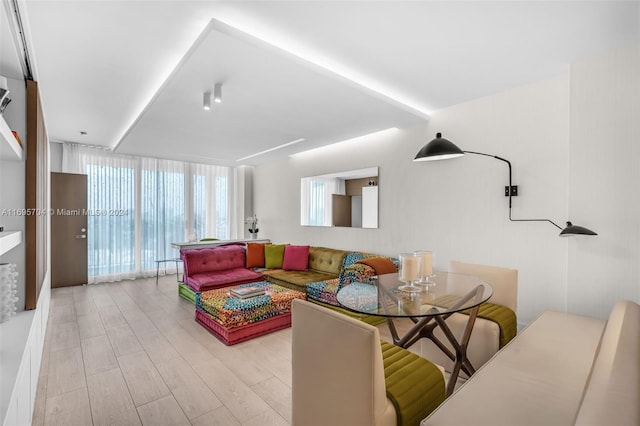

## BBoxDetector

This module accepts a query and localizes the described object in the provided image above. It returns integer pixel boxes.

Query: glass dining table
[337,271,493,396]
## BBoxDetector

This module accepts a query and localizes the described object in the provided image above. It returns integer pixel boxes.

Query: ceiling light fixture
[290,127,400,158]
[237,138,306,162]
[203,92,211,110]
[214,83,222,103]
[414,133,597,237]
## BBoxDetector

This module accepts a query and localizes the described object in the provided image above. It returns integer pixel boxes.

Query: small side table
[155,258,183,285]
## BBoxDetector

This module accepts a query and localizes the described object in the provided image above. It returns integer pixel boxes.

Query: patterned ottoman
[195,281,306,345]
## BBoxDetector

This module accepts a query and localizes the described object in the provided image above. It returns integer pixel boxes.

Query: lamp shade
[414,132,465,162]
[559,221,597,236]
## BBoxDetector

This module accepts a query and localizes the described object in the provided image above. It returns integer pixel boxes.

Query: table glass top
[336,271,493,318]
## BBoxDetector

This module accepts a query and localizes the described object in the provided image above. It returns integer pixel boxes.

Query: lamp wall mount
[505,186,518,197]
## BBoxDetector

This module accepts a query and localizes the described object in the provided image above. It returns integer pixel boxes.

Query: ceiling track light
[203,92,211,110]
[214,83,222,103]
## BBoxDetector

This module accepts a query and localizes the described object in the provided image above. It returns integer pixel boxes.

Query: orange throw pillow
[356,257,397,275]
[246,242,266,268]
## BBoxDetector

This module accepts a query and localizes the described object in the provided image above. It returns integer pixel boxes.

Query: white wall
[49,141,62,172]
[567,43,640,318]
[254,44,640,325]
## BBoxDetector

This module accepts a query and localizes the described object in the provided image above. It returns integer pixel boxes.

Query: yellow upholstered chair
[421,261,518,374]
[292,299,445,426]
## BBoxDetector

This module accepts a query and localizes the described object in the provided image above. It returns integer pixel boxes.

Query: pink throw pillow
[282,245,310,271]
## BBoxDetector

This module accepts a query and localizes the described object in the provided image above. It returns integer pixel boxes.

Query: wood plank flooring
[32,274,420,426]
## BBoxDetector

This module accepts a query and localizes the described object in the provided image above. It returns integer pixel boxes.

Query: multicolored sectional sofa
[259,245,398,325]
[179,243,398,324]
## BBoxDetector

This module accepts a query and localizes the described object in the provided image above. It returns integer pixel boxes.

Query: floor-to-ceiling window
[62,144,233,283]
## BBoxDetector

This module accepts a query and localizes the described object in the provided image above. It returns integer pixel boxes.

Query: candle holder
[414,250,436,291]
[398,253,422,293]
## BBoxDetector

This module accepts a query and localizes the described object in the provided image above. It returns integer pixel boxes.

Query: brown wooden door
[51,172,88,287]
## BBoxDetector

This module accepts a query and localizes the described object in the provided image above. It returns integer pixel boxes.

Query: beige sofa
[422,300,640,425]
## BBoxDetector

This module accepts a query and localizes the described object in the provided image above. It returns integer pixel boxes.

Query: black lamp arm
[463,150,564,230]
[508,215,563,231]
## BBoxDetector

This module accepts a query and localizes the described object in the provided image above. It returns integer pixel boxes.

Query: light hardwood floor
[32,274,419,426]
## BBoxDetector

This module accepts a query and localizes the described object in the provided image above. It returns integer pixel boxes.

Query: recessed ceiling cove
[114,19,427,166]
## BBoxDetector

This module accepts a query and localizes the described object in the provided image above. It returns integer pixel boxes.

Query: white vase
[250,233,258,240]
[0,263,19,323]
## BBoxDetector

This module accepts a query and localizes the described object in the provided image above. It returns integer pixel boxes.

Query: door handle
[75,235,87,239]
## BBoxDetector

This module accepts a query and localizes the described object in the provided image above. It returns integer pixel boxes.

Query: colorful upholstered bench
[195,281,306,345]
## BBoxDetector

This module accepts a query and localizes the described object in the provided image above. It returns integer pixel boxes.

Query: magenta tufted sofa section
[184,246,244,275]
[181,245,263,292]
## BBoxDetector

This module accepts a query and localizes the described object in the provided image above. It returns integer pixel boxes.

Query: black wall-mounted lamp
[414,133,597,237]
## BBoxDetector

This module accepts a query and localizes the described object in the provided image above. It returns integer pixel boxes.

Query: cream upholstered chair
[421,261,518,373]
[449,261,517,312]
[292,299,445,426]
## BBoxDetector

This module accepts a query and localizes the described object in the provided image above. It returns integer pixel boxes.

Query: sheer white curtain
[63,144,137,282]
[300,177,344,226]
[139,157,186,277]
[62,143,233,283]
[192,162,233,240]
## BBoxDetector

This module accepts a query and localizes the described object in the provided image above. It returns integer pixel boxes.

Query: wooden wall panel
[332,194,352,227]
[345,176,378,196]
[25,80,48,310]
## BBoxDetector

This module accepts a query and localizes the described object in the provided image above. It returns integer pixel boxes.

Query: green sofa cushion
[382,341,446,425]
[178,283,197,305]
[308,247,347,275]
[471,302,517,348]
[264,270,337,292]
[435,296,518,349]
[265,244,286,269]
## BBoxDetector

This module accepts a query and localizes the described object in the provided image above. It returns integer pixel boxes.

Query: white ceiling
[2,1,639,166]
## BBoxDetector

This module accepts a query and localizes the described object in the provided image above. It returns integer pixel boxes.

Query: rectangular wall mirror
[300,167,378,228]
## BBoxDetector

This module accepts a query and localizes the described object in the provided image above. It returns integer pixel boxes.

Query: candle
[400,253,420,282]
[415,251,433,278]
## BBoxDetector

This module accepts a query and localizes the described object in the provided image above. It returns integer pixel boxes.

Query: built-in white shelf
[0,309,36,422]
[0,231,22,256]
[0,115,23,161]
